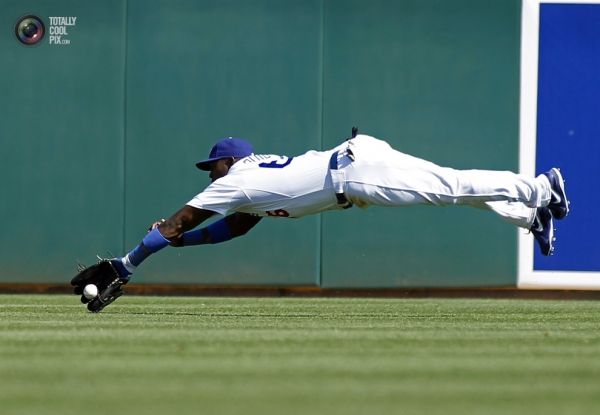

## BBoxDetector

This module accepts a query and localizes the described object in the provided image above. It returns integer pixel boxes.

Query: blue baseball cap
[195,137,254,170]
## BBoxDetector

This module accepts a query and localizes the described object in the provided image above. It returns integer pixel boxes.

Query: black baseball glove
[71,259,128,313]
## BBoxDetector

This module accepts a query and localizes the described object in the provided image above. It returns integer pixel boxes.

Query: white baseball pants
[339,136,551,229]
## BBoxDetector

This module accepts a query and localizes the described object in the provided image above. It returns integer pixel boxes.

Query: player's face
[209,158,231,182]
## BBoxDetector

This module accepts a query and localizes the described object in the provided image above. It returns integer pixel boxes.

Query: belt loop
[329,151,353,209]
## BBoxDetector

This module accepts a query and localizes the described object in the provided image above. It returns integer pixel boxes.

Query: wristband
[182,218,232,245]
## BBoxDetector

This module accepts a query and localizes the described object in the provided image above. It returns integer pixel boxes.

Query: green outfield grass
[1,295,599,415]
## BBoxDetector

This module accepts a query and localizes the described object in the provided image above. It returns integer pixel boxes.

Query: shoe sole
[549,168,569,220]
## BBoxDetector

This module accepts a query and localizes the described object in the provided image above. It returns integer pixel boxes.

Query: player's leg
[345,167,552,209]
[344,136,552,209]
[482,201,555,255]
[481,201,535,229]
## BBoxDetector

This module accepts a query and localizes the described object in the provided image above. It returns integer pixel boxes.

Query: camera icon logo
[15,15,45,45]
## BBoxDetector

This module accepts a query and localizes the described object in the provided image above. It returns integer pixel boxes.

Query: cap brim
[195,157,222,171]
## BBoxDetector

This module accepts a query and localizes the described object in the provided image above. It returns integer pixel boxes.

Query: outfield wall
[517,0,600,289]
[1,0,523,287]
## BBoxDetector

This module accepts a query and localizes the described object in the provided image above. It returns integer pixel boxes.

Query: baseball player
[72,129,570,312]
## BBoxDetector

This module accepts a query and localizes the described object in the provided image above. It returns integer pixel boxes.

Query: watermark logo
[48,16,77,45]
[15,15,78,46]
[15,15,45,45]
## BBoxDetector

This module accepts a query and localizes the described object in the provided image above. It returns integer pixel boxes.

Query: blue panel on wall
[535,4,600,270]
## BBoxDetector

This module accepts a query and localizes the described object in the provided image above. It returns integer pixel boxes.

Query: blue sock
[111,259,133,279]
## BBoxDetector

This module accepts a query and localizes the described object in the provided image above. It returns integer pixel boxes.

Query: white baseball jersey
[186,146,344,218]
[187,135,552,229]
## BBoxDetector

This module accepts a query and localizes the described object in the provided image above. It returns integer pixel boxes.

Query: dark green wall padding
[0,0,521,287]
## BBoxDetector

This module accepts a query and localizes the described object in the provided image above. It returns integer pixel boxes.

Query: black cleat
[543,168,570,220]
[531,206,555,256]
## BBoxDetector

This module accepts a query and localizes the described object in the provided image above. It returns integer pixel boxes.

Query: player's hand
[147,218,183,246]
[148,219,166,232]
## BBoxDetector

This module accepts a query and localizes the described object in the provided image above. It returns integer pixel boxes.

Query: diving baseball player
[72,129,570,312]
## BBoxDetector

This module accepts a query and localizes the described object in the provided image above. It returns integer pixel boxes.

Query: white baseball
[83,284,98,299]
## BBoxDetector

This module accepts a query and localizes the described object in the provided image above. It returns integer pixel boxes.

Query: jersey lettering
[243,154,271,164]
[259,157,293,169]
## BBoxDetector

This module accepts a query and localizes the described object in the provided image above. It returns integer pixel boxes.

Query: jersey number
[259,157,293,168]
[260,157,292,217]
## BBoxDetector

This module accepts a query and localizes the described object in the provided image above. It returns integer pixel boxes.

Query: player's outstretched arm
[174,212,262,246]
